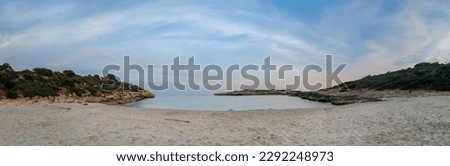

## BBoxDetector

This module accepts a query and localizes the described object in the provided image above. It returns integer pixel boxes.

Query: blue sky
[1,0,450,92]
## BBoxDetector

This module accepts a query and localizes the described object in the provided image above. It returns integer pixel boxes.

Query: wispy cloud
[310,0,450,80]
[0,0,449,88]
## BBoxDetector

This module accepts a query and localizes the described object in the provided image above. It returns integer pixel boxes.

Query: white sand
[1,96,449,145]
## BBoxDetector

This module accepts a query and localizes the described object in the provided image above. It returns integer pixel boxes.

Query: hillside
[338,62,450,91]
[216,62,450,105]
[0,63,154,103]
[294,62,450,105]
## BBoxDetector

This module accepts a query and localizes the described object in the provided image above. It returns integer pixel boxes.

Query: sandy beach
[1,96,449,145]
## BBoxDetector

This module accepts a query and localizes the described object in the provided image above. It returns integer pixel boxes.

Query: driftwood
[55,106,71,110]
[164,119,190,123]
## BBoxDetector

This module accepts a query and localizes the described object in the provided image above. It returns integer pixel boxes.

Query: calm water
[130,94,331,111]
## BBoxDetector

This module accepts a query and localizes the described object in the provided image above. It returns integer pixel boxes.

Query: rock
[83,92,91,96]
[295,91,382,105]
[48,96,55,102]
[215,89,291,96]
[0,88,155,105]
[31,96,40,103]
[65,98,74,103]
[331,100,356,105]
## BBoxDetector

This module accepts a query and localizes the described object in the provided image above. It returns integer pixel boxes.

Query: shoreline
[0,90,154,105]
[216,89,450,105]
[1,95,449,145]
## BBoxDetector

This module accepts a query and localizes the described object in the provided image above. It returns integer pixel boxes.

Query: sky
[1,0,450,93]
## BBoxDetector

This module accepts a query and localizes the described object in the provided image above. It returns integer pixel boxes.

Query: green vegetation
[339,62,450,91]
[0,63,143,99]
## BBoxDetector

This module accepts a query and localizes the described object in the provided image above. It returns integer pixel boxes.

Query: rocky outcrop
[0,63,155,105]
[215,89,300,96]
[97,90,155,104]
[214,89,381,105]
[291,91,382,105]
[291,88,450,105]
[0,90,154,105]
[215,88,450,105]
[214,62,450,105]
[215,89,382,105]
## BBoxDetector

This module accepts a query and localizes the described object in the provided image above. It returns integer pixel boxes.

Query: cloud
[1,1,324,66]
[1,0,450,90]
[312,0,450,80]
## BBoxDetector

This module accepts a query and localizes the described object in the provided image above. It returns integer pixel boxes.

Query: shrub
[60,79,75,87]
[0,63,13,72]
[85,86,98,96]
[105,74,118,82]
[63,70,76,77]
[6,90,17,99]
[338,62,450,91]
[33,68,53,76]
[130,85,139,92]
[22,82,58,98]
[0,63,148,99]
[93,74,100,79]
[69,87,86,96]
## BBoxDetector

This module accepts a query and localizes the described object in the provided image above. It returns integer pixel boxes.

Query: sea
[129,94,332,111]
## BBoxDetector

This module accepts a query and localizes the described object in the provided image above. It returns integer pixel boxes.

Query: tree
[63,70,76,77]
[33,68,53,76]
